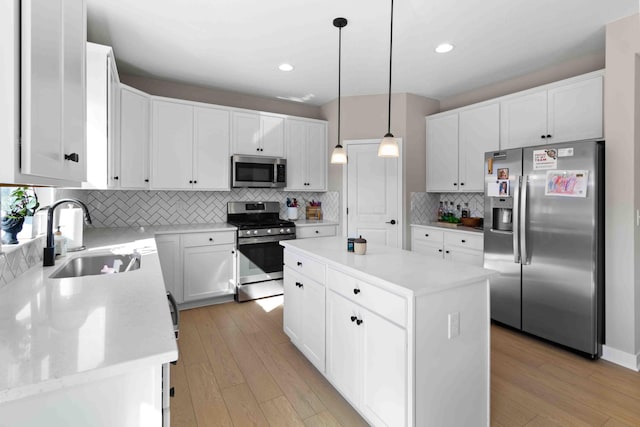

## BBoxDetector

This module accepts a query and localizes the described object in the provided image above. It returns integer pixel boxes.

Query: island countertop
[0,226,191,404]
[281,236,496,297]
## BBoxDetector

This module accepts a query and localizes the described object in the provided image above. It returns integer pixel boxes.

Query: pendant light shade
[378,0,399,158]
[330,17,348,164]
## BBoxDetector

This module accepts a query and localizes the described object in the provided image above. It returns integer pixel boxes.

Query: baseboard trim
[602,345,640,371]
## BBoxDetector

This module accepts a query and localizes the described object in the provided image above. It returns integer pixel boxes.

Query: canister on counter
[354,236,367,255]
[347,237,355,252]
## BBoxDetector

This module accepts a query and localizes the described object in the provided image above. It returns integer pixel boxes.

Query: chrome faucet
[43,199,92,267]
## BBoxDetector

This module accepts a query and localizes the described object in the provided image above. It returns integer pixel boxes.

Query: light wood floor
[171,297,640,427]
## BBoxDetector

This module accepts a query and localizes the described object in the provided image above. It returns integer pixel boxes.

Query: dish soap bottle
[54,226,67,257]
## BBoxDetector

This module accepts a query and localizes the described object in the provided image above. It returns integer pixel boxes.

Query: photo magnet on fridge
[497,168,509,179]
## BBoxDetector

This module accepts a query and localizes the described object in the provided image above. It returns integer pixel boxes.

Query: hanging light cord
[338,23,342,147]
[386,0,394,136]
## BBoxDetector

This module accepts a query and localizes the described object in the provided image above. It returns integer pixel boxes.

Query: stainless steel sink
[49,254,141,279]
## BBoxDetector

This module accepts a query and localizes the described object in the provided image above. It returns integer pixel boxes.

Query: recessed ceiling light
[435,43,454,53]
[278,63,294,72]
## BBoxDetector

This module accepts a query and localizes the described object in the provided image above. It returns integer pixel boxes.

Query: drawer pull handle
[353,288,360,295]
[295,282,303,288]
[425,234,429,237]
[297,261,302,266]
[356,319,363,326]
[350,315,357,322]
[461,239,466,243]
[64,153,80,162]
[315,230,319,234]
[209,238,213,242]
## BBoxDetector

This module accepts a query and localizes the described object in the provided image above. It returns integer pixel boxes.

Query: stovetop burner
[227,201,296,234]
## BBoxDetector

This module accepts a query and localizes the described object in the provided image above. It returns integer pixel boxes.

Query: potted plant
[1,187,39,244]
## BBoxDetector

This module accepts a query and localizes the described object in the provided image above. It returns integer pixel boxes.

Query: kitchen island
[281,236,497,427]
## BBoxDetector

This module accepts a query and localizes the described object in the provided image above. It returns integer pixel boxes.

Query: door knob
[385,220,396,225]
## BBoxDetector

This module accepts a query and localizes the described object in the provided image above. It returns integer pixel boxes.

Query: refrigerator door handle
[512,175,521,263]
[520,175,530,265]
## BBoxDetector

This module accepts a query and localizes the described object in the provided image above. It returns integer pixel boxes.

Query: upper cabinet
[1,0,87,185]
[426,103,499,192]
[500,73,603,149]
[85,42,120,189]
[286,118,327,191]
[232,111,285,157]
[118,85,151,189]
[151,98,230,191]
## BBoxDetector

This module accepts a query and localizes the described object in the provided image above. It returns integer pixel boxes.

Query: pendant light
[330,17,348,164]
[378,0,399,158]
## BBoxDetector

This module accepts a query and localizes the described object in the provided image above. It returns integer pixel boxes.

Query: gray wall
[120,73,324,119]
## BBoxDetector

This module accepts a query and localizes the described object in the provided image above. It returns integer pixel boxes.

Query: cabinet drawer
[284,250,326,284]
[296,225,337,239]
[328,268,406,328]
[181,231,235,247]
[411,227,443,244]
[444,232,483,251]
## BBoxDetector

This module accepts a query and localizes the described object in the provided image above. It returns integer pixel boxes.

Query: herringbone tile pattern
[87,190,340,228]
[411,192,486,224]
[0,237,44,289]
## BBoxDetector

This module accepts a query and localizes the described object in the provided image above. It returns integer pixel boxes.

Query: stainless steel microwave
[231,155,286,188]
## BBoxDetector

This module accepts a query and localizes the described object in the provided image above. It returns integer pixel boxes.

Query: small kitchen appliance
[227,201,296,301]
[231,155,286,188]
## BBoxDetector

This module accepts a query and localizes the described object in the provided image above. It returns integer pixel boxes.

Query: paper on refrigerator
[545,170,589,197]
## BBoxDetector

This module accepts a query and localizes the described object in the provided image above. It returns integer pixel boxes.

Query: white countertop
[0,226,201,404]
[281,237,496,297]
[411,222,484,234]
[292,219,339,228]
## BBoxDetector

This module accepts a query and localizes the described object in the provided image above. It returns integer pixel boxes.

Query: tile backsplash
[85,189,339,228]
[0,237,44,289]
[411,192,485,224]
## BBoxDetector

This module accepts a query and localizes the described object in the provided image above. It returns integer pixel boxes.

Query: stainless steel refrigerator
[484,140,604,357]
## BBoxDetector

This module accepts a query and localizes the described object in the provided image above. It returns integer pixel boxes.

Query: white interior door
[346,141,401,248]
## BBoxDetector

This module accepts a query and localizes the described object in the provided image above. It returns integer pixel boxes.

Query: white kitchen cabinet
[426,112,458,192]
[500,73,603,149]
[118,85,150,189]
[426,103,499,193]
[1,0,86,185]
[156,234,182,302]
[181,231,236,302]
[411,225,484,267]
[85,42,119,189]
[283,267,325,371]
[295,223,337,239]
[151,98,230,190]
[286,118,328,191]
[232,111,285,157]
[458,103,500,191]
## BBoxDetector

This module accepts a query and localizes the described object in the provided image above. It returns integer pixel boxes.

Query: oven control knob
[286,228,291,233]
[267,229,272,234]
[280,228,285,233]
[246,230,252,236]
[253,230,258,235]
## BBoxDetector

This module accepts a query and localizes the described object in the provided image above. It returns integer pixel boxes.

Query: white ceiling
[87,0,638,106]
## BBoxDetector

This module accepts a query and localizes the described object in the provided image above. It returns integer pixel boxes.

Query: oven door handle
[238,235,296,245]
[166,291,179,339]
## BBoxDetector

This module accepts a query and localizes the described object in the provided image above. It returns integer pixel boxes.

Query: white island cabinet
[281,237,496,427]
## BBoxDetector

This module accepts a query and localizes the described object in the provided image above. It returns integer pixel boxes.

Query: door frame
[341,138,404,249]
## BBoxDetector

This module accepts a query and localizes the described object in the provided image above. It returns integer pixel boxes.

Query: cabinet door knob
[144,179,149,183]
[193,180,197,184]
[353,288,360,295]
[256,148,260,151]
[189,180,193,184]
[547,134,552,138]
[231,250,235,254]
[541,135,547,139]
[315,230,319,234]
[209,238,213,242]
[114,176,119,180]
[296,282,303,288]
[460,182,465,186]
[461,239,466,243]
[64,153,79,162]
[350,315,357,322]
[425,234,429,237]
[356,319,363,326]
[297,261,302,266]
[446,250,450,254]
[438,249,443,253]
[453,182,458,186]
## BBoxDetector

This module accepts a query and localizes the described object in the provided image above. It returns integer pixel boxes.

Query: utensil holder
[287,207,298,220]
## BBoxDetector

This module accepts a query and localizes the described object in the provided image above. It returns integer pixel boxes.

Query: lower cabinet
[283,267,325,371]
[155,230,236,305]
[411,225,484,266]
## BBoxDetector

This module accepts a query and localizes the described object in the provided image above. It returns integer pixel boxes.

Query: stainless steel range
[227,201,296,302]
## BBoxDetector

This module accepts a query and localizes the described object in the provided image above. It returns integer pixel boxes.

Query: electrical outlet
[448,312,460,339]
